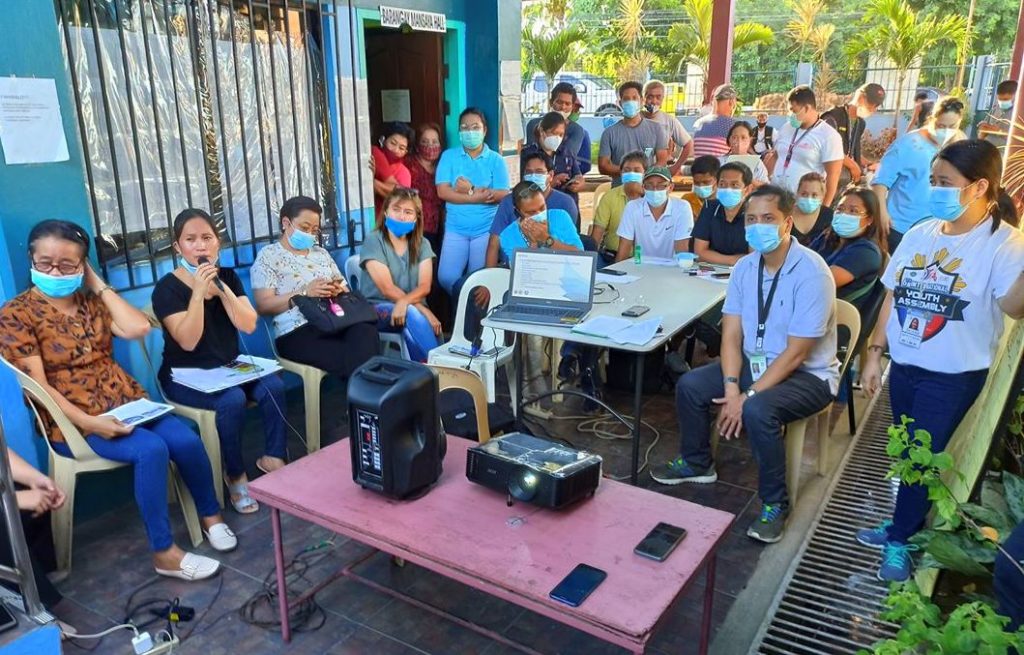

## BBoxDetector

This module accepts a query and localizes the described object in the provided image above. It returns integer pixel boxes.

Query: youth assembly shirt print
[882,219,1024,374]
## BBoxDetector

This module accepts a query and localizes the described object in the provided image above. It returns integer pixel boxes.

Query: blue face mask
[644,189,668,207]
[385,217,416,238]
[796,197,822,213]
[31,269,83,298]
[527,210,548,224]
[459,129,484,149]
[523,173,549,191]
[788,112,801,128]
[928,185,971,222]
[621,171,644,185]
[621,100,641,119]
[693,184,714,199]
[718,188,743,209]
[745,223,783,253]
[998,99,1013,111]
[288,226,317,250]
[831,212,864,238]
[180,258,199,275]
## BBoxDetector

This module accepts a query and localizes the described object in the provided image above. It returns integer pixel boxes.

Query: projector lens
[508,467,539,501]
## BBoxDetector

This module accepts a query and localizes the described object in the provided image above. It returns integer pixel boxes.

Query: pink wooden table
[248,437,734,654]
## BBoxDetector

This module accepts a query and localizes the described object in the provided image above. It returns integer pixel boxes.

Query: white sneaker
[204,523,238,552]
[155,552,221,581]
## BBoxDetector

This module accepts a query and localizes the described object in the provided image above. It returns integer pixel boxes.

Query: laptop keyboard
[497,305,584,319]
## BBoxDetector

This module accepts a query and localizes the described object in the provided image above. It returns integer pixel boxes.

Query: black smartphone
[599,267,627,276]
[549,564,607,607]
[634,522,687,562]
[0,603,17,634]
[622,305,650,317]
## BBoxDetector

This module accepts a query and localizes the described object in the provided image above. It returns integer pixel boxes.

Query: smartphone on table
[599,267,627,276]
[622,305,650,318]
[634,522,687,562]
[549,563,607,607]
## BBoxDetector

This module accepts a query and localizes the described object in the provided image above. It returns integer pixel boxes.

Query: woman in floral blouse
[0,220,235,581]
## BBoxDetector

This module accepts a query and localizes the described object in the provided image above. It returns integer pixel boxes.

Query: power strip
[142,635,179,654]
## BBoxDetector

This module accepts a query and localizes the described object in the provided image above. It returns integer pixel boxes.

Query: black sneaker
[557,353,580,382]
[650,457,718,485]
[746,504,790,544]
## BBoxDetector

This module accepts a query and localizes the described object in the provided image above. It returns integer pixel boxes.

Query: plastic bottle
[634,245,643,265]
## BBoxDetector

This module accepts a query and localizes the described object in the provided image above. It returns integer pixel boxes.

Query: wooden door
[365,29,445,138]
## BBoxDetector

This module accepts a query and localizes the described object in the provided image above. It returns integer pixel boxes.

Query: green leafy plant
[859,582,1024,654]
[886,416,1024,579]
[521,24,589,88]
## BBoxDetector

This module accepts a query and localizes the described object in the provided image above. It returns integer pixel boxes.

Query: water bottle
[634,245,643,265]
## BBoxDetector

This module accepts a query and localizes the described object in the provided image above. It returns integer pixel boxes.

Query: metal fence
[56,0,371,291]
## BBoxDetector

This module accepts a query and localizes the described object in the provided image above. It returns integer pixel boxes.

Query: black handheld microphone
[197,256,224,292]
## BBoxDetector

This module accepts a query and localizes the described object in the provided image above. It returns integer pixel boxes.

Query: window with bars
[55,0,372,290]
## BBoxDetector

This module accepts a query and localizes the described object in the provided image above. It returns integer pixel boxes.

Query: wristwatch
[745,388,758,398]
[543,237,554,248]
[724,376,739,385]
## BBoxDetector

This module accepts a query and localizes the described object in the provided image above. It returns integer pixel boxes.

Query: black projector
[466,432,602,509]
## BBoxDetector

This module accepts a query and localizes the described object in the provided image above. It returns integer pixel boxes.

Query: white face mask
[542,135,563,151]
[933,127,956,145]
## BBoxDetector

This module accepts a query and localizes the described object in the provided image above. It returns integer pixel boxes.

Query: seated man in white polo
[614,166,694,263]
[651,185,838,544]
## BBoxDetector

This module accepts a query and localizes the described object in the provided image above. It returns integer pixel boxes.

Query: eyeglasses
[32,259,83,276]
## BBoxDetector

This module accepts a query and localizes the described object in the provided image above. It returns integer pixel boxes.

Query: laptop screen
[510,250,595,304]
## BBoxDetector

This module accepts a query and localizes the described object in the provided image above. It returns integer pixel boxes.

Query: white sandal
[225,477,259,514]
[204,523,237,552]
[155,552,220,581]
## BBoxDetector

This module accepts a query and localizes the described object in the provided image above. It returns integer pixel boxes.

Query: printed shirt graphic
[883,220,1024,373]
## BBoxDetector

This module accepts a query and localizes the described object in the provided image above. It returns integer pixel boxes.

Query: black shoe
[557,353,580,382]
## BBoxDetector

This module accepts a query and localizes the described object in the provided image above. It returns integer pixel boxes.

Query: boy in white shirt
[766,85,844,206]
[615,166,694,262]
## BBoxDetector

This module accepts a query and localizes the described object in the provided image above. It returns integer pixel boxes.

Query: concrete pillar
[704,0,735,104]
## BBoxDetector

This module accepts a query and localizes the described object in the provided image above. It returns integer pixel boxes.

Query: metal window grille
[55,0,372,290]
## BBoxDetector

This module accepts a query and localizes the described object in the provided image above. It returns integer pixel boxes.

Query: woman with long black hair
[859,139,1024,582]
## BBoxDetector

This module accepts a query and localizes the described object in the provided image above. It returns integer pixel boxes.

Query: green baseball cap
[644,166,672,182]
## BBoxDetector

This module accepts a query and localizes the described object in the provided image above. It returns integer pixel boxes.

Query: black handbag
[292,290,377,335]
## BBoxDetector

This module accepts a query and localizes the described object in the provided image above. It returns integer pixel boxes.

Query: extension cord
[141,635,179,654]
[522,402,553,420]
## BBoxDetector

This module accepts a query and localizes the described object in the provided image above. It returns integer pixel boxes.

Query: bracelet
[96,284,113,295]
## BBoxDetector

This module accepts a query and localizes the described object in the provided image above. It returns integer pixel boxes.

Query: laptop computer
[490,249,597,327]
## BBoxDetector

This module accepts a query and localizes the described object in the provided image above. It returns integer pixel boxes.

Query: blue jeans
[676,361,833,508]
[438,231,489,294]
[161,376,288,478]
[885,362,988,543]
[995,521,1024,633]
[375,303,439,362]
[53,415,220,552]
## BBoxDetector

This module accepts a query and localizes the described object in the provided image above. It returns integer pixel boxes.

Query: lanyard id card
[898,310,928,349]
[752,257,782,379]
[749,353,768,381]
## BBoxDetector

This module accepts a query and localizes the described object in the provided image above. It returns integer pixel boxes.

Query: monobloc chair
[710,299,860,507]
[0,357,203,574]
[263,320,327,453]
[427,268,517,408]
[843,279,887,435]
[592,181,612,211]
[345,253,410,360]
[429,364,491,443]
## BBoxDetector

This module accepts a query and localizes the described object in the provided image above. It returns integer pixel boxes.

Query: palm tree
[846,0,967,128]
[521,24,588,87]
[784,0,826,66]
[665,0,774,96]
[784,1,838,104]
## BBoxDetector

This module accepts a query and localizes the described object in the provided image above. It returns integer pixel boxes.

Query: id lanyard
[782,119,821,170]
[756,257,782,353]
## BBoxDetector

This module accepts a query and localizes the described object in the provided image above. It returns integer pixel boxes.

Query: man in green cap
[615,165,694,262]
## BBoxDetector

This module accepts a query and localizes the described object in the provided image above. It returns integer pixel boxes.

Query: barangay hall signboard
[380,6,447,33]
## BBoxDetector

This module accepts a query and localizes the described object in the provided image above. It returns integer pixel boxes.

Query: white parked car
[522,71,622,116]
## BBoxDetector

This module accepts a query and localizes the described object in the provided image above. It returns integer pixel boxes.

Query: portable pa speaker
[347,357,446,499]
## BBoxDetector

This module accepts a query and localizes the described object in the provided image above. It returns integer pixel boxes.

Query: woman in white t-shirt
[858,140,1024,583]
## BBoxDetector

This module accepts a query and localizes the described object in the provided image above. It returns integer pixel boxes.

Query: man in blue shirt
[652,185,839,544]
[485,151,579,267]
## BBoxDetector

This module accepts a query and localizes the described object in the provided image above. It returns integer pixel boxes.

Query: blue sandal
[225,478,259,514]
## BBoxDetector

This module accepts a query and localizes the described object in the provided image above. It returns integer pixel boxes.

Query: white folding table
[483,260,728,484]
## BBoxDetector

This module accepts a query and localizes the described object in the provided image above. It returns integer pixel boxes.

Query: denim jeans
[375,303,439,362]
[161,376,288,478]
[438,231,489,294]
[53,415,220,552]
[675,361,833,508]
[995,521,1024,633]
[885,362,987,543]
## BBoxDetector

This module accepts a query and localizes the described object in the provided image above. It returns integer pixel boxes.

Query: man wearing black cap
[822,82,885,191]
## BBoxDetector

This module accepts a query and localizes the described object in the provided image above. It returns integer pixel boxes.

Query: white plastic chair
[0,357,203,574]
[262,320,327,453]
[346,252,409,360]
[427,268,517,408]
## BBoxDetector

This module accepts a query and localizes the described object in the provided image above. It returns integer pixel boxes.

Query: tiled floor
[43,356,856,655]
